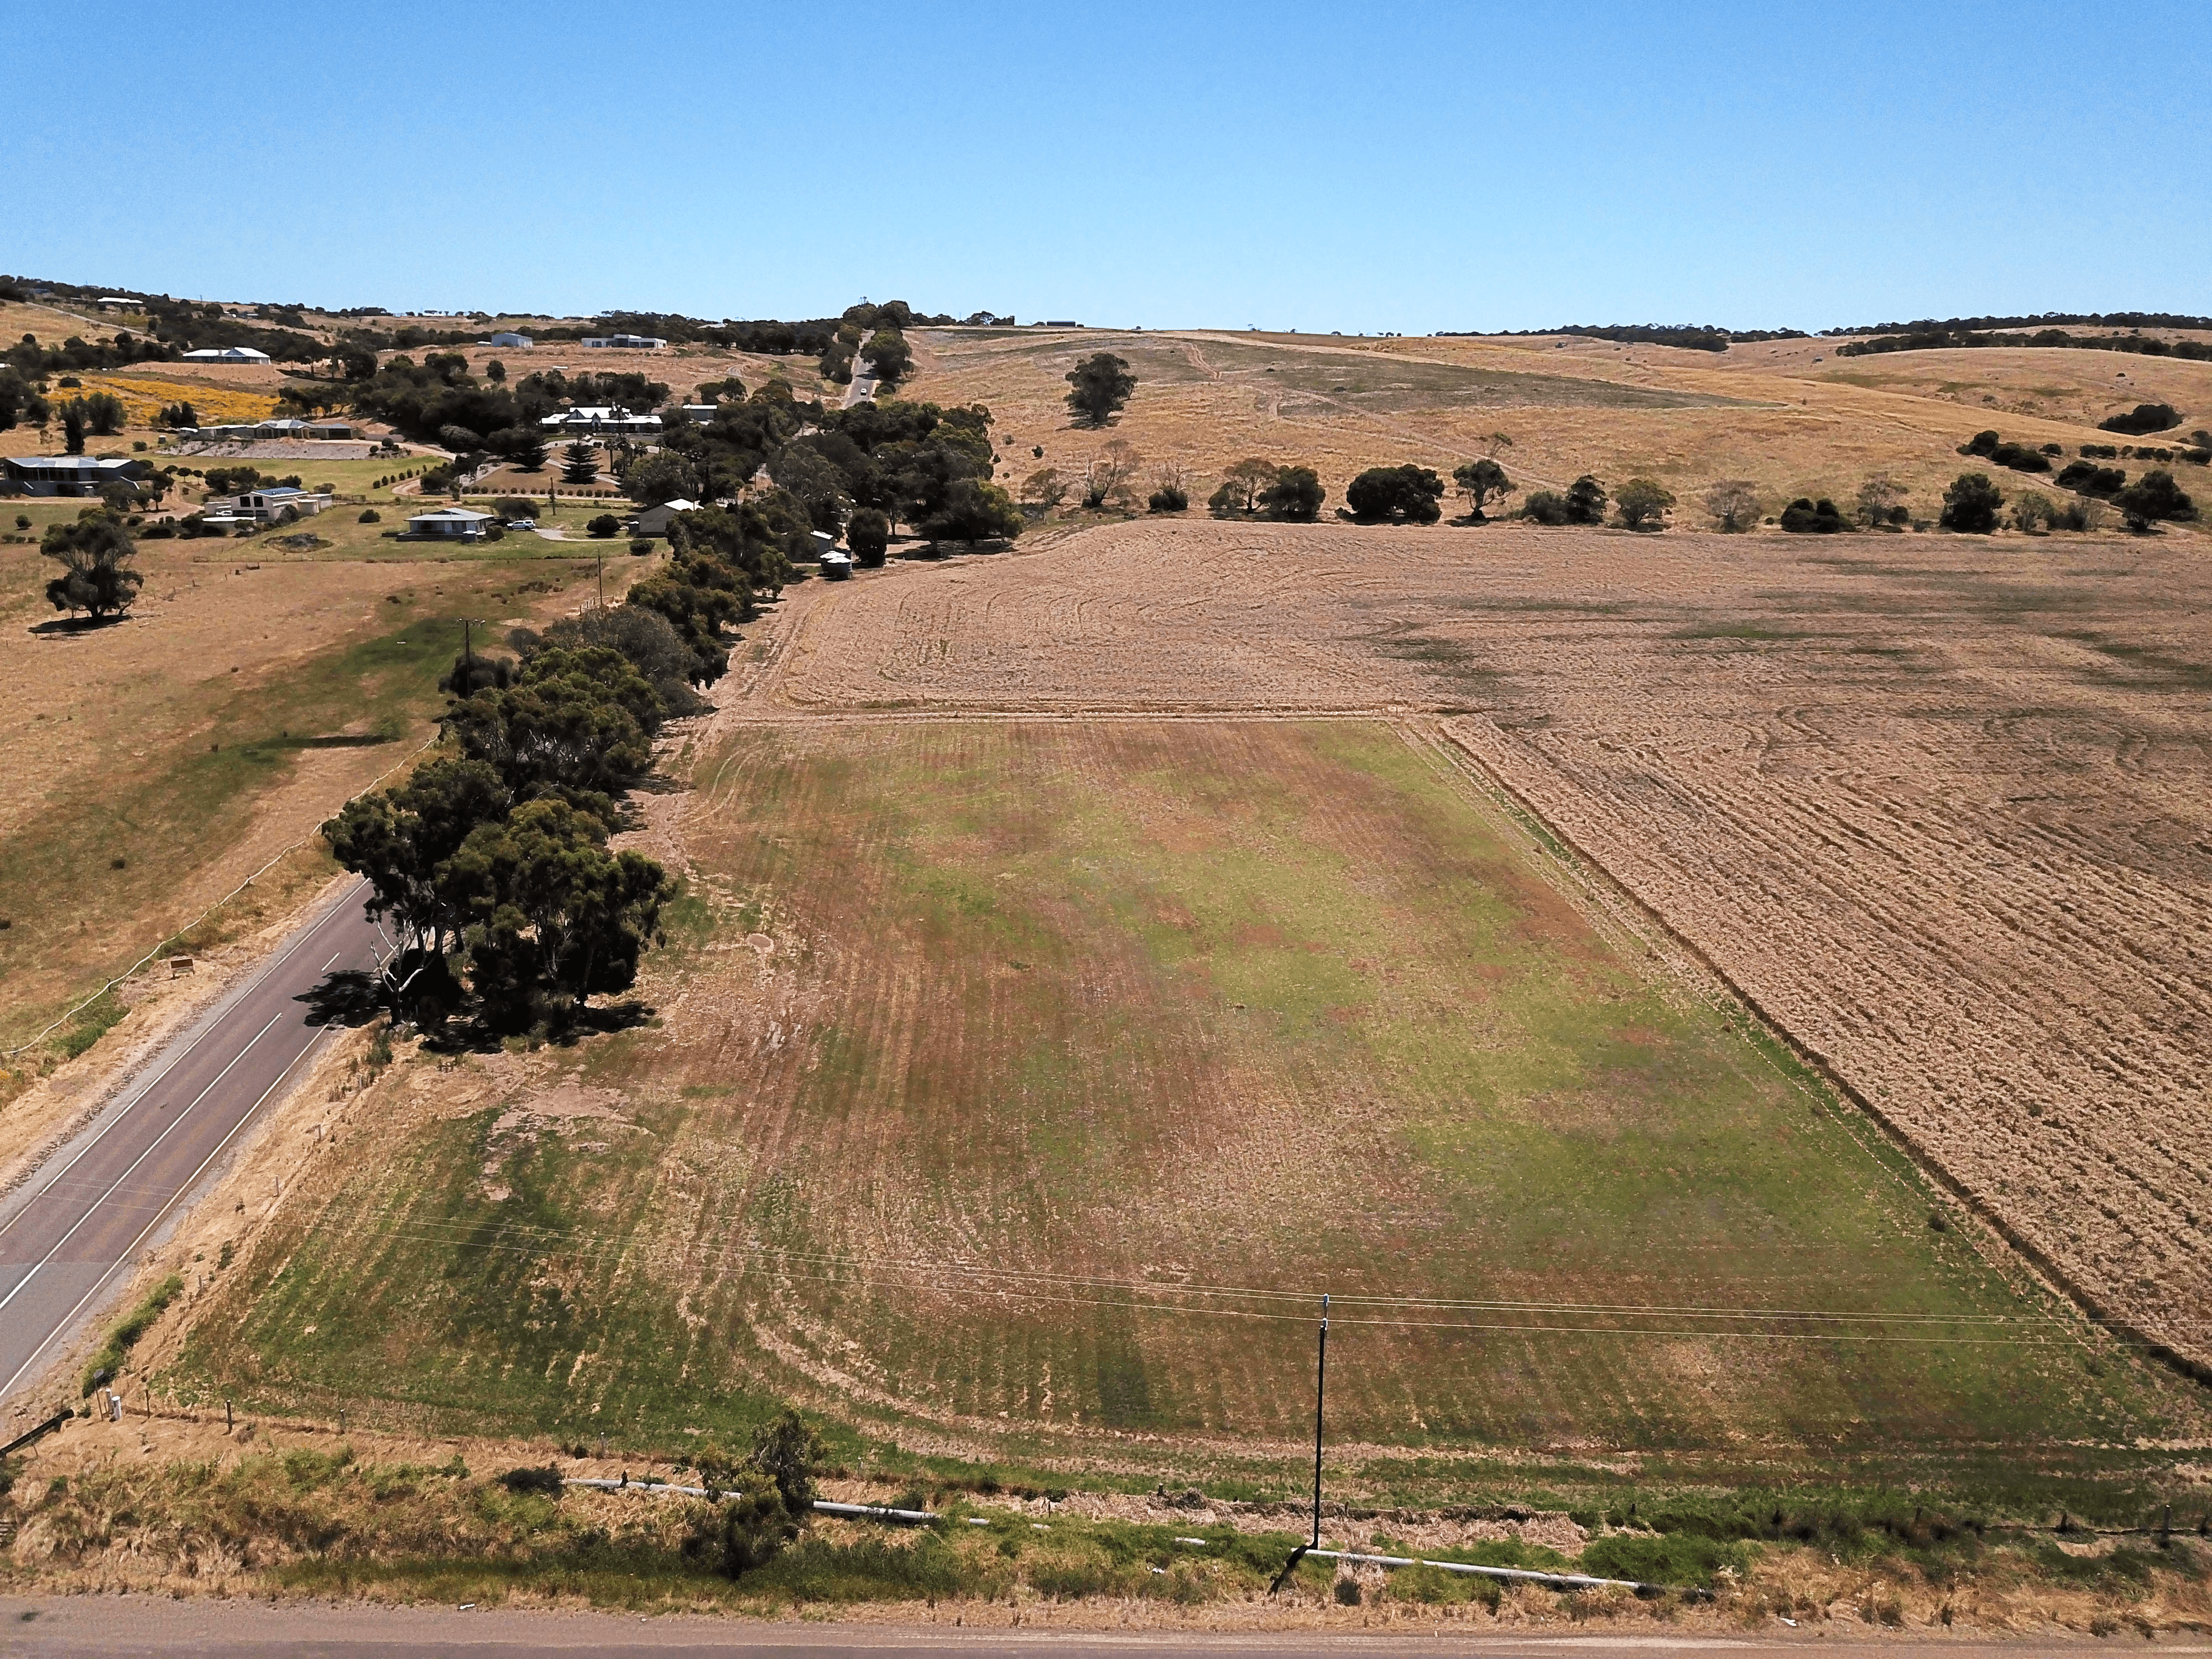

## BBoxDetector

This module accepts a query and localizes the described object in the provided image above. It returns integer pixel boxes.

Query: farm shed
[180,346,273,363]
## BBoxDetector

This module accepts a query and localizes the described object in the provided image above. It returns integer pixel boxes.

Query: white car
[505,518,536,530]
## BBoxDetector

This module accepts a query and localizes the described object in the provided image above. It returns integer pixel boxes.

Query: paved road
[0,1598,2130,1657]
[0,883,381,1407]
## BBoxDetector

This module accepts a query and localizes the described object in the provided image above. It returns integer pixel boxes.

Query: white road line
[0,1014,283,1314]
[323,951,342,971]
[0,1026,330,1403]
[0,882,368,1244]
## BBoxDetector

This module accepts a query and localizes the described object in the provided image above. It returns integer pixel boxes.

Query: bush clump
[1939,473,2004,533]
[587,513,620,538]
[1779,497,1847,533]
[1345,464,1446,524]
[497,1464,565,1496]
[358,508,380,523]
[2099,401,2180,436]
[2056,461,2126,496]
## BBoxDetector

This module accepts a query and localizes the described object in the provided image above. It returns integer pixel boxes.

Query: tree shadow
[295,969,386,1029]
[28,614,133,637]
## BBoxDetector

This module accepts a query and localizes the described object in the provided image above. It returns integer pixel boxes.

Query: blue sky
[8,1,2208,332]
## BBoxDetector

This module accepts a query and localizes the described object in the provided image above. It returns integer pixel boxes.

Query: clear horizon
[9,0,2208,335]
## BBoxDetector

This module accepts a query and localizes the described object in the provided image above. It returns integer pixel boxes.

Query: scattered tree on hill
[1064,352,1137,427]
[1614,477,1675,530]
[2115,468,2196,530]
[1939,472,2004,534]
[156,399,198,430]
[847,507,890,566]
[1346,464,1446,524]
[1259,465,1324,522]
[1703,479,1760,531]
[1020,467,1070,512]
[77,393,125,436]
[41,508,143,620]
[511,432,549,472]
[1958,430,2000,458]
[1082,440,1142,510]
[2099,402,2181,436]
[1147,459,1191,514]
[484,358,506,383]
[1855,474,1908,528]
[2056,460,2126,497]
[1208,457,1279,517]
[2011,491,2055,533]
[61,404,85,454]
[1780,497,1848,533]
[1452,457,1512,519]
[1563,474,1607,525]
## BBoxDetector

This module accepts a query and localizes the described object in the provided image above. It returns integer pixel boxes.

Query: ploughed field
[176,708,2205,1481]
[766,521,2212,1377]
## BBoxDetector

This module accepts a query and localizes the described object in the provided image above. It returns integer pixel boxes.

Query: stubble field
[760,519,2212,1379]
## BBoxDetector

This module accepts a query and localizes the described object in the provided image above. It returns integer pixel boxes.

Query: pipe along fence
[571,1477,1680,1598]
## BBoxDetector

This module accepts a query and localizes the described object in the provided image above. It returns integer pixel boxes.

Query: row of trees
[325,629,685,1035]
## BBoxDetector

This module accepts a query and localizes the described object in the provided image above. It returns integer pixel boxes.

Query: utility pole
[1269,1293,1328,1594]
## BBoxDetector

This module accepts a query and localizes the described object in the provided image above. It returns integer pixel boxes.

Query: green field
[172,719,2209,1503]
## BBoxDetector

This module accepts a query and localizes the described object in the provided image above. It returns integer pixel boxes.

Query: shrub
[1523,489,1570,525]
[81,1274,182,1394]
[2056,461,2126,496]
[2080,442,2119,458]
[2011,491,2054,532]
[1259,465,1324,522]
[1333,1575,1364,1605]
[2098,401,2180,436]
[1703,480,1759,531]
[1345,465,1446,524]
[13,514,28,530]
[358,508,380,524]
[1939,472,2004,533]
[692,1475,801,1576]
[1147,483,1188,513]
[1614,477,1676,530]
[2039,442,2063,455]
[497,1465,565,1496]
[628,537,652,556]
[1779,497,1846,533]
[2052,497,2105,531]
[1563,474,1607,524]
[587,513,620,538]
[2115,468,2195,530]
[1989,441,2051,473]
[1958,429,2000,457]
[495,496,537,520]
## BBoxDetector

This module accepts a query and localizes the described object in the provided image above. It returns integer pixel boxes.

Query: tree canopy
[1452,457,1512,519]
[1346,465,1446,524]
[1613,477,1676,530]
[42,508,143,620]
[1939,472,2004,534]
[1064,352,1136,426]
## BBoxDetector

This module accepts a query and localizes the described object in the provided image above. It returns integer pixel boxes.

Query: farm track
[708,520,2212,1380]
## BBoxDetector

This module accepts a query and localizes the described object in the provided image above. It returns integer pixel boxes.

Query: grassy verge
[2,1445,2205,1629]
[81,1275,184,1395]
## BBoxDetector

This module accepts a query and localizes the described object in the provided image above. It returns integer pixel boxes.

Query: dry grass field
[909,327,2210,531]
[0,530,604,1072]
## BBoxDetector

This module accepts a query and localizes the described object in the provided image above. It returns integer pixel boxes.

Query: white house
[406,506,497,540]
[3,455,150,496]
[580,334,667,350]
[484,331,534,349]
[539,405,662,434]
[679,404,721,425]
[180,346,273,364]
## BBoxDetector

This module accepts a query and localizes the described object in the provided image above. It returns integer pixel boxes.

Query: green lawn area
[170,719,2210,1501]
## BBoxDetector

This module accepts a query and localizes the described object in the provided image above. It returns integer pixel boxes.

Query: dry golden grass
[907,327,2211,529]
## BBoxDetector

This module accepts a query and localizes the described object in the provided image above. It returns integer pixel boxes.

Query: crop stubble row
[758,520,2212,1372]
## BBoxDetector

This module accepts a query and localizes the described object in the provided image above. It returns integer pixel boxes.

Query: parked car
[505,518,536,530]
